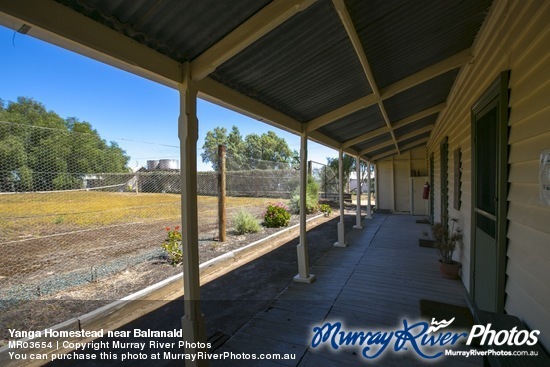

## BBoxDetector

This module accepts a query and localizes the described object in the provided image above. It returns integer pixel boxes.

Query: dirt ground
[0,204,343,345]
[36,210,363,367]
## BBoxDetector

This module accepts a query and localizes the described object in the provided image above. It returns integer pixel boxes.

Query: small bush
[263,202,291,228]
[289,175,319,214]
[234,210,261,234]
[320,204,332,216]
[162,226,183,265]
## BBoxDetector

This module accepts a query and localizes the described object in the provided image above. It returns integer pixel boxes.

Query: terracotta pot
[438,260,460,279]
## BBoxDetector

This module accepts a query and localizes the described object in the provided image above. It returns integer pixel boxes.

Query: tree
[226,126,247,170]
[327,154,356,192]
[0,97,130,192]
[200,126,228,171]
[201,125,294,170]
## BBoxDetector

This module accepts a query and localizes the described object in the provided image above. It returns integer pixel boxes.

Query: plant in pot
[432,219,463,279]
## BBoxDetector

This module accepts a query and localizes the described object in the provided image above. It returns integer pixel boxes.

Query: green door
[471,72,509,313]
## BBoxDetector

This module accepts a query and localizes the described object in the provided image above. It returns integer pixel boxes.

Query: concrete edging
[0,213,330,366]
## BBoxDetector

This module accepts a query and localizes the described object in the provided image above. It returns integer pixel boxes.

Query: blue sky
[0,25,336,171]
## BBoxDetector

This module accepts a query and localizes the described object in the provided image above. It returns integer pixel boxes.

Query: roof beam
[379,49,472,100]
[198,77,359,156]
[0,0,182,88]
[309,131,358,156]
[359,139,395,156]
[369,149,396,162]
[305,94,377,132]
[197,77,302,133]
[391,103,446,129]
[191,0,317,81]
[360,125,432,156]
[370,137,429,161]
[342,103,444,149]
[342,126,389,148]
[332,0,400,154]
[198,78,358,158]
[303,51,466,135]
[396,125,434,142]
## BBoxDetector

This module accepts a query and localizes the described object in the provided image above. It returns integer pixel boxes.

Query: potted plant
[432,219,462,279]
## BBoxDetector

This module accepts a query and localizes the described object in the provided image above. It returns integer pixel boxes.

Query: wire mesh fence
[309,160,339,200]
[0,120,301,311]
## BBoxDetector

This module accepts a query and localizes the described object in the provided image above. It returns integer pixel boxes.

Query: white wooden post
[353,155,362,229]
[179,64,208,367]
[334,147,347,247]
[294,132,315,283]
[367,162,373,218]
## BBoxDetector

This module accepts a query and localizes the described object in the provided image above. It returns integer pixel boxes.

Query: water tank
[147,160,159,170]
[158,159,180,170]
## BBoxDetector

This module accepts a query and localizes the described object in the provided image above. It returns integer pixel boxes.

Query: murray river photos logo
[310,318,541,360]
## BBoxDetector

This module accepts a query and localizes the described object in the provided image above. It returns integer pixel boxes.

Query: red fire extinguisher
[422,182,430,200]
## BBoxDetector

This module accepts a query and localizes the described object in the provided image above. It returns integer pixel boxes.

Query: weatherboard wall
[427,0,550,349]
[375,147,427,213]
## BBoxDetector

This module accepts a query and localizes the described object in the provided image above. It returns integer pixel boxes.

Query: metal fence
[309,160,339,200]
[0,121,301,314]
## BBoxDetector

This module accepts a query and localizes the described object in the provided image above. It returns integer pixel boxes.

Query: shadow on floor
[46,214,358,366]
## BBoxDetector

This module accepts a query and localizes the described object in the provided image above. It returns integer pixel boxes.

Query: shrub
[320,204,332,216]
[234,210,261,234]
[289,175,319,214]
[162,226,183,265]
[263,202,291,228]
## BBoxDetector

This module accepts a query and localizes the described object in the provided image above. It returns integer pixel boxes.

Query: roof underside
[0,0,493,161]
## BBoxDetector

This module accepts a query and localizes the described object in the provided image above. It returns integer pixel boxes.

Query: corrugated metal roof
[210,0,372,122]
[56,0,271,61]
[399,131,431,147]
[346,0,492,88]
[353,132,393,152]
[318,104,385,143]
[43,0,493,161]
[365,144,395,159]
[394,114,438,139]
[384,69,459,123]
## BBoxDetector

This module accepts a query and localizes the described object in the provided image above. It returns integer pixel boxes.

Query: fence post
[218,145,227,242]
[135,172,139,194]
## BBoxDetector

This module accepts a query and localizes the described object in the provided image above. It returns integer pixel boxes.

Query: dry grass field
[0,191,306,340]
[0,191,276,241]
[0,191,279,288]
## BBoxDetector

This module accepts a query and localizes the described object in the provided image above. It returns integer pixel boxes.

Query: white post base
[334,221,347,247]
[293,273,316,283]
[334,242,348,247]
[353,224,363,229]
[181,315,208,367]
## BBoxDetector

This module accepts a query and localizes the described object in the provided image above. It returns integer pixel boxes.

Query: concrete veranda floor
[47,213,482,367]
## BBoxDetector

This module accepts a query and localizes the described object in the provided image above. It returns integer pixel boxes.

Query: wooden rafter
[343,103,445,148]
[343,126,389,148]
[360,125,433,156]
[396,125,434,143]
[191,0,317,81]
[304,50,467,134]
[379,49,471,100]
[332,0,399,154]
[198,77,359,156]
[369,137,430,161]
[0,0,182,88]
[306,94,377,132]
[391,103,446,129]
